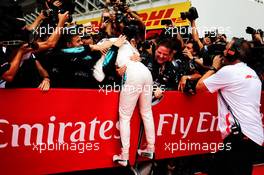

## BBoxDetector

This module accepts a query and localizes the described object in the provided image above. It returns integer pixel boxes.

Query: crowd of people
[1,0,264,174]
[0,1,264,96]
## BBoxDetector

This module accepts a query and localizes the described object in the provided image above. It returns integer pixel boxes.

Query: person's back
[215,62,263,145]
[109,37,155,167]
[110,38,147,70]
[197,38,264,175]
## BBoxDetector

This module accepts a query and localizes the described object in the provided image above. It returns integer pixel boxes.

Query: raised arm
[35,11,69,52]
[25,11,46,31]
[1,45,33,82]
[191,20,204,50]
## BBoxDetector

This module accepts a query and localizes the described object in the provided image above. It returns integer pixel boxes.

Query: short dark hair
[157,40,173,53]
[60,33,80,48]
[186,40,200,55]
[226,37,252,63]
[221,34,227,39]
[65,34,79,43]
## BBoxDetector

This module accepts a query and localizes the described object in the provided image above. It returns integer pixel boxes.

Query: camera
[103,16,110,22]
[115,10,129,24]
[42,9,53,18]
[183,79,196,94]
[113,3,130,24]
[180,7,199,21]
[140,40,154,50]
[43,8,73,24]
[246,26,263,36]
[161,19,173,26]
[204,31,217,43]
[106,0,130,24]
[41,0,75,25]
[202,41,226,66]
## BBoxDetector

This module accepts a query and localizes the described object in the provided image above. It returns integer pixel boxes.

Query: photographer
[99,9,117,38]
[196,38,264,175]
[0,44,33,84]
[253,32,264,45]
[39,0,75,25]
[177,40,203,95]
[1,11,69,90]
[246,27,264,46]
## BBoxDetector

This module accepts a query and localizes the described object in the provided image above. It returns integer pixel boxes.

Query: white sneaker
[113,153,129,167]
[137,148,154,159]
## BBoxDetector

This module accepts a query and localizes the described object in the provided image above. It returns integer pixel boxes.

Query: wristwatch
[209,66,218,72]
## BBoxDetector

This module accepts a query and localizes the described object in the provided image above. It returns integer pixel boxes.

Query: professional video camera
[202,41,226,66]
[180,7,199,21]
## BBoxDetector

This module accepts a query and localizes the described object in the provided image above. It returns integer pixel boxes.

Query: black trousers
[208,133,260,175]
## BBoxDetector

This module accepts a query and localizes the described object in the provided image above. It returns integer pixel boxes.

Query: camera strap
[218,90,241,129]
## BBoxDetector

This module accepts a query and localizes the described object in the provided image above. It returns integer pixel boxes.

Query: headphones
[225,38,245,62]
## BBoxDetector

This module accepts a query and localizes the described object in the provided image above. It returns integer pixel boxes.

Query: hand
[38,78,50,91]
[19,44,34,54]
[38,11,47,20]
[182,48,193,60]
[113,35,126,48]
[99,40,113,53]
[212,55,223,70]
[91,45,109,55]
[130,54,141,62]
[101,19,111,28]
[99,46,109,55]
[178,76,188,92]
[58,11,69,24]
[92,39,115,55]
[154,87,164,99]
[253,33,264,44]
[116,65,127,77]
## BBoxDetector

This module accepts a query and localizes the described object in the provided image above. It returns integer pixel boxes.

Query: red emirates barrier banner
[0,89,263,175]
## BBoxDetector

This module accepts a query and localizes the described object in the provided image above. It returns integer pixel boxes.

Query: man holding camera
[196,38,264,175]
[0,10,69,90]
[246,27,264,46]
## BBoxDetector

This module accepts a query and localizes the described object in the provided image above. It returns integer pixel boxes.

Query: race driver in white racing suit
[94,35,156,166]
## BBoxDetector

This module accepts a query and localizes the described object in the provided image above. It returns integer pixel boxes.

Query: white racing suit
[94,39,155,158]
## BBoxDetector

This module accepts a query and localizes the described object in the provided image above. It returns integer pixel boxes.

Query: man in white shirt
[196,38,264,175]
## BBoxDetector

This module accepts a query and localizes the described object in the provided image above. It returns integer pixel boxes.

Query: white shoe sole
[137,150,154,159]
[113,155,128,167]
